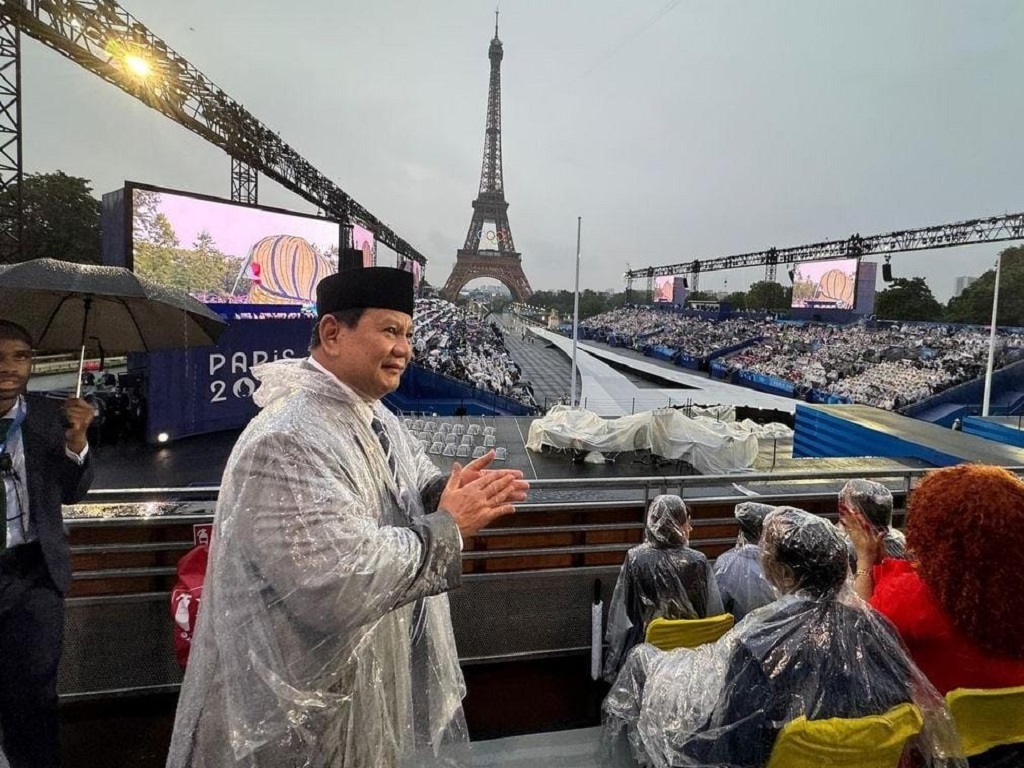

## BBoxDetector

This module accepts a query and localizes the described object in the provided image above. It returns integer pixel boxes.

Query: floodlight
[124,53,153,78]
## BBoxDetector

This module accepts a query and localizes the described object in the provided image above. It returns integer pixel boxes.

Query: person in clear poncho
[166,268,528,768]
[838,478,909,561]
[712,502,777,622]
[603,495,724,683]
[603,506,965,768]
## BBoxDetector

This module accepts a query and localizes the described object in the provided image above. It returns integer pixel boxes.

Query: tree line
[8,171,1024,326]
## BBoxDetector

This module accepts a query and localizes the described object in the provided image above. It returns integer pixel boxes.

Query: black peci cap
[315,267,414,318]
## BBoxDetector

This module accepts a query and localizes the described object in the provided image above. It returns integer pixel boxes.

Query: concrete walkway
[495,314,580,410]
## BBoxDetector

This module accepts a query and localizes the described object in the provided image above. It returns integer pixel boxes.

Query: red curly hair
[906,464,1024,659]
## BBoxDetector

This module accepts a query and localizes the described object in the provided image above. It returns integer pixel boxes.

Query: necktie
[370,416,400,488]
[0,417,12,551]
[370,415,426,642]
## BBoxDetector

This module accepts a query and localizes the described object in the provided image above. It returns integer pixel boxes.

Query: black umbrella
[0,258,227,395]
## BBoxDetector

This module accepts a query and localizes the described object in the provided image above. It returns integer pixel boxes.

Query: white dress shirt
[3,396,88,548]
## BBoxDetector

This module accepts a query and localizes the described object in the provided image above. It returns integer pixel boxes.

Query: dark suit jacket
[21,394,94,594]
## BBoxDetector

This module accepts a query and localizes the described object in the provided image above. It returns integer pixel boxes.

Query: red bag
[170,543,209,668]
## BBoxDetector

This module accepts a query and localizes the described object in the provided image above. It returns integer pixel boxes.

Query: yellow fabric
[946,685,1024,757]
[644,613,734,651]
[764,702,923,768]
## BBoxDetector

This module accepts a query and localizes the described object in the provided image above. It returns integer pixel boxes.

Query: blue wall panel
[794,405,962,466]
[135,318,534,442]
[962,417,1024,449]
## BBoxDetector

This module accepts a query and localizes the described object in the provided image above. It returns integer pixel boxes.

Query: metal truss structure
[0,17,20,263]
[229,157,257,206]
[626,212,1024,290]
[442,13,532,301]
[1,0,426,265]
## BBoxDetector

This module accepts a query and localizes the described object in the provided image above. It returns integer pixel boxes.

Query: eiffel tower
[442,12,533,302]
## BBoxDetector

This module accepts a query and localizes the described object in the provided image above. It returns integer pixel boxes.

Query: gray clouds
[19,0,1024,300]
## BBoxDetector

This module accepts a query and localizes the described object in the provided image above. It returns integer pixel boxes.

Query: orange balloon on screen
[245,235,333,304]
[818,269,855,307]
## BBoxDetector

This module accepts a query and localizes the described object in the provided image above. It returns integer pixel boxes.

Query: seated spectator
[604,507,962,768]
[838,479,908,561]
[846,464,1024,698]
[602,495,723,682]
[713,502,777,622]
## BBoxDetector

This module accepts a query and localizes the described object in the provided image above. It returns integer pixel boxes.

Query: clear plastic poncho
[713,502,777,622]
[603,507,965,768]
[603,495,724,683]
[840,479,909,560]
[166,359,468,768]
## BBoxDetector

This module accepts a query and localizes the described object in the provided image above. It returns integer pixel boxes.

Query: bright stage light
[124,53,153,78]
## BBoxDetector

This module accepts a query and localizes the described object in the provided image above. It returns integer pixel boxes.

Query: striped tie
[371,415,426,642]
[371,416,399,487]
[0,417,10,551]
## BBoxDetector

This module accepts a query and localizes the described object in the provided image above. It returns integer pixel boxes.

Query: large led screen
[790,258,859,310]
[653,275,675,303]
[352,224,375,268]
[130,185,341,305]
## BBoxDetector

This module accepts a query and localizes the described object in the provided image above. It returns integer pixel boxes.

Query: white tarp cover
[527,406,793,475]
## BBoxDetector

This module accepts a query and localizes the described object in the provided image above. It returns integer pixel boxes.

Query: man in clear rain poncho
[603,507,965,768]
[712,502,777,623]
[166,267,529,768]
[602,495,724,683]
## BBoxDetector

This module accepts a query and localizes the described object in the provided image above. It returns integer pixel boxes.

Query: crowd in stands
[582,308,764,358]
[579,306,1024,410]
[412,298,539,409]
[602,467,1024,767]
[723,323,1024,410]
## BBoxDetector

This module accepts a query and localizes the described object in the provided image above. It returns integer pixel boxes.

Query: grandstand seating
[576,306,1024,413]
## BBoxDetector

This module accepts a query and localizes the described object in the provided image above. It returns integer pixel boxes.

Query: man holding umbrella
[0,319,94,768]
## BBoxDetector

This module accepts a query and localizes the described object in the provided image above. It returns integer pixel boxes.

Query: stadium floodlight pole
[570,216,582,407]
[982,253,1002,417]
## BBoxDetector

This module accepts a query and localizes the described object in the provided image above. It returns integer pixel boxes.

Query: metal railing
[74,464,1024,516]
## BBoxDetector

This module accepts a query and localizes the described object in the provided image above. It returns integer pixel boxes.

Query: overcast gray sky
[19,0,1024,301]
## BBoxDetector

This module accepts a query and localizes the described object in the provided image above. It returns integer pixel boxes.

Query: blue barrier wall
[962,416,1024,449]
[734,370,796,397]
[386,366,538,417]
[134,318,311,443]
[674,353,701,370]
[134,318,536,442]
[707,336,764,362]
[793,405,964,466]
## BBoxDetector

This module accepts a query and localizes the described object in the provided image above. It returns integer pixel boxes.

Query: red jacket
[870,558,1024,695]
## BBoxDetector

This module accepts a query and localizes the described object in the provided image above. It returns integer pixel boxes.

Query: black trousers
[0,543,64,768]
